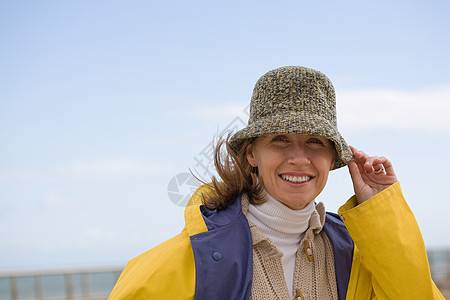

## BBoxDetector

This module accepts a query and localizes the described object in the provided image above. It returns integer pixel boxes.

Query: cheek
[255,152,281,178]
[259,151,284,170]
[312,152,335,171]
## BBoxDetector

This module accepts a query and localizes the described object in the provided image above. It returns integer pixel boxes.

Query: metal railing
[0,267,123,300]
[1,249,449,300]
[428,249,450,279]
[428,249,450,297]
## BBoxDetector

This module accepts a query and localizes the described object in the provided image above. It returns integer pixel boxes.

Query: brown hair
[201,134,265,210]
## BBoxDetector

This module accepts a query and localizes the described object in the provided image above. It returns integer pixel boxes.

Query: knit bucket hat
[229,66,353,170]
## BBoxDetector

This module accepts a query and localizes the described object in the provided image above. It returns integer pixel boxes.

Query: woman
[109,66,444,299]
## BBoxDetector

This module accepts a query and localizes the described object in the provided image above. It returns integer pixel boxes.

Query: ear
[246,143,257,167]
[330,153,336,170]
[329,144,337,170]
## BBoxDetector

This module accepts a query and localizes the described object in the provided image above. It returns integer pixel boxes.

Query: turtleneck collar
[246,190,316,239]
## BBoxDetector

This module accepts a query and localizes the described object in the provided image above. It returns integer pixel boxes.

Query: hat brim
[229,112,353,170]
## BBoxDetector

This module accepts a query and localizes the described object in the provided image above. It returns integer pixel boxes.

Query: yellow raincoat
[109,182,444,299]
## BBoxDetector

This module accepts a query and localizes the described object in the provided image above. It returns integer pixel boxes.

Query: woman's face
[246,134,335,210]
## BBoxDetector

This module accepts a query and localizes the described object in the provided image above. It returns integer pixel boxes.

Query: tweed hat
[229,66,353,170]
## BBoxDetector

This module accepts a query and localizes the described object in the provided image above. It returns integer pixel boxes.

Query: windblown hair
[201,134,265,210]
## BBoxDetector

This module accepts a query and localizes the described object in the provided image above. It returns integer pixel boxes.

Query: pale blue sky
[1,0,449,270]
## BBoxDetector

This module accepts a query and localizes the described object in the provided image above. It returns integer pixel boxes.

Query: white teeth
[281,174,310,183]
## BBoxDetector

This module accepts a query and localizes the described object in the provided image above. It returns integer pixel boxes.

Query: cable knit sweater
[243,194,338,300]
[246,193,315,296]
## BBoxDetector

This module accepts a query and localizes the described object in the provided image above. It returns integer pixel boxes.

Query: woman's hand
[346,146,398,204]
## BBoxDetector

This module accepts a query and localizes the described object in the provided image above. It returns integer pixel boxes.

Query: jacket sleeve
[108,230,196,300]
[338,182,444,299]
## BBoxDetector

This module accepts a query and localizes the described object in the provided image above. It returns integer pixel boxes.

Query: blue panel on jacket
[190,195,253,300]
[324,212,354,300]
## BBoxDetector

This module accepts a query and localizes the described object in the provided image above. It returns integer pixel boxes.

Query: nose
[287,144,311,166]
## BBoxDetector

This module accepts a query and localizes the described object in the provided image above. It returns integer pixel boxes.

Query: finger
[372,163,385,175]
[371,156,388,165]
[347,160,364,189]
[380,157,396,177]
[363,156,388,174]
[349,145,358,155]
[349,147,390,175]
[359,152,376,173]
[346,152,367,184]
[372,156,390,174]
[349,146,369,166]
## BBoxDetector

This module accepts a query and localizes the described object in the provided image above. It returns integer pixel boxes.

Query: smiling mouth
[280,174,311,183]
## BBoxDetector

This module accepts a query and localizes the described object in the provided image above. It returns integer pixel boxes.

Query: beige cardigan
[241,196,338,300]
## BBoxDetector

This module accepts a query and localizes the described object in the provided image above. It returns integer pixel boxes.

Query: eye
[271,135,289,143]
[307,137,325,146]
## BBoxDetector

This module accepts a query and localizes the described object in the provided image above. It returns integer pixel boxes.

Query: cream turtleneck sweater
[246,192,316,297]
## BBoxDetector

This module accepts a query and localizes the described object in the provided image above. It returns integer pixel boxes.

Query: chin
[283,198,313,210]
